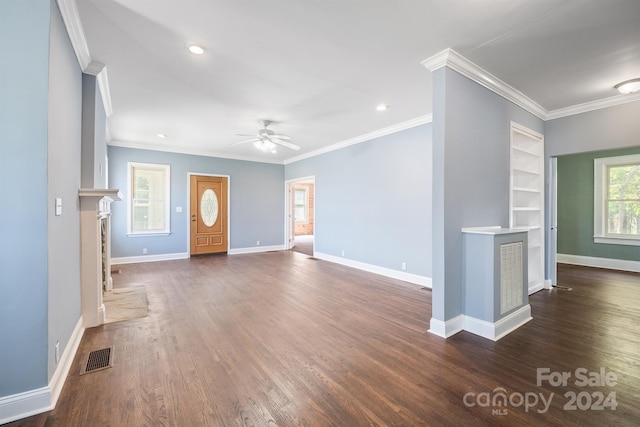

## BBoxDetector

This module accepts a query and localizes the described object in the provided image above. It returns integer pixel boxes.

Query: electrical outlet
[256,240,261,246]
[142,248,148,254]
[55,341,60,363]
[402,262,407,271]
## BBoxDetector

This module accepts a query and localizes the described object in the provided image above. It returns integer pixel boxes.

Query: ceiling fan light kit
[233,120,300,153]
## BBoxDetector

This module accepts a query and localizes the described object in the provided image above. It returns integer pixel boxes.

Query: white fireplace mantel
[79,188,122,328]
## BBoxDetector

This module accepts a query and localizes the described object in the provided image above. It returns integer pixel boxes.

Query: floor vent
[419,287,430,291]
[308,257,319,260]
[79,347,114,375]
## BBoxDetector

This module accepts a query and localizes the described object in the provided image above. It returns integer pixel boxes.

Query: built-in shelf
[513,186,540,193]
[510,122,545,294]
[512,167,540,176]
[512,145,539,156]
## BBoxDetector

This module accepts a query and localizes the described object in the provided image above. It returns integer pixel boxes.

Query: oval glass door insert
[200,189,219,227]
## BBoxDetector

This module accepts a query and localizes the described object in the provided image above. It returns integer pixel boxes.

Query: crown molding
[56,0,90,70]
[422,49,547,120]
[57,1,113,117]
[96,67,114,117]
[108,140,285,165]
[283,114,433,165]
[546,92,640,120]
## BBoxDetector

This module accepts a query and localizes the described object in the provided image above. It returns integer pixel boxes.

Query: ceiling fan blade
[232,138,260,145]
[235,133,257,137]
[271,134,291,140]
[271,138,300,151]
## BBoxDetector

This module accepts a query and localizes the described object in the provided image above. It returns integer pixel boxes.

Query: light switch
[176,206,183,213]
[55,198,62,216]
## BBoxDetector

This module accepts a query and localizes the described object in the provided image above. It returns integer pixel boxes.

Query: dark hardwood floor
[9,254,640,426]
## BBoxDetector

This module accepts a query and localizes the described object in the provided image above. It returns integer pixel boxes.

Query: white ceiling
[75,0,640,163]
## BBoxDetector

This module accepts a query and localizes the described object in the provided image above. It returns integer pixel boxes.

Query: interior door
[190,175,228,255]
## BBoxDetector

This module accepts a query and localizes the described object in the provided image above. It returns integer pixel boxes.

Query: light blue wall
[545,101,640,157]
[47,1,83,381]
[108,147,285,257]
[285,124,432,278]
[0,0,51,396]
[431,67,544,322]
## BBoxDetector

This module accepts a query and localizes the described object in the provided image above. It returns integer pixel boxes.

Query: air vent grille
[79,347,114,375]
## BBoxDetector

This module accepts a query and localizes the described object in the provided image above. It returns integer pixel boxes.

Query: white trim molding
[56,0,90,70]
[0,388,52,425]
[547,92,640,120]
[421,49,547,120]
[57,1,113,117]
[557,254,640,273]
[313,252,432,288]
[429,305,532,341]
[429,315,464,338]
[112,252,189,265]
[49,318,84,407]
[84,62,114,117]
[228,245,286,255]
[463,305,532,341]
[0,316,84,425]
[421,48,640,122]
[283,114,433,165]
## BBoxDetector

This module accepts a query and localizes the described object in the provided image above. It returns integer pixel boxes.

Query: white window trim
[294,187,309,224]
[594,153,640,246]
[127,162,171,236]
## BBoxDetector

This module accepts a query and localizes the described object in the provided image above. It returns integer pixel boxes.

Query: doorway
[285,176,315,256]
[189,174,229,255]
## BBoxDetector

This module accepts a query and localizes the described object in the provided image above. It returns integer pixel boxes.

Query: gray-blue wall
[0,0,51,396]
[285,124,432,278]
[47,1,83,381]
[81,74,108,189]
[545,101,640,157]
[108,147,285,257]
[431,67,544,322]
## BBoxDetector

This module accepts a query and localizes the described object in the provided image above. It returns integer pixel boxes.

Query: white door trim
[284,176,315,250]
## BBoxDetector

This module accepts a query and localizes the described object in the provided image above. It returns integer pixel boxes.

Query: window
[294,187,308,223]
[128,162,170,235]
[594,154,640,246]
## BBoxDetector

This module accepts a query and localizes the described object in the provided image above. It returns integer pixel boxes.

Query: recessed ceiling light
[615,78,640,94]
[376,104,389,111]
[187,44,205,55]
[157,133,167,139]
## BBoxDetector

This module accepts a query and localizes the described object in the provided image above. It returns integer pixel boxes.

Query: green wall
[557,146,640,260]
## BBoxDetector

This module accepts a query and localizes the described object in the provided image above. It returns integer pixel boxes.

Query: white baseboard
[313,252,432,288]
[429,315,464,338]
[528,283,545,294]
[112,252,189,265]
[429,305,532,341]
[557,253,640,273]
[50,317,84,407]
[463,305,532,341]
[228,245,286,255]
[0,317,85,424]
[0,388,52,425]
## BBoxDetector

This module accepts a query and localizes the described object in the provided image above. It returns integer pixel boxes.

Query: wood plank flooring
[9,254,640,426]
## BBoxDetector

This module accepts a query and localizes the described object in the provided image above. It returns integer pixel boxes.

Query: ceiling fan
[233,120,300,152]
